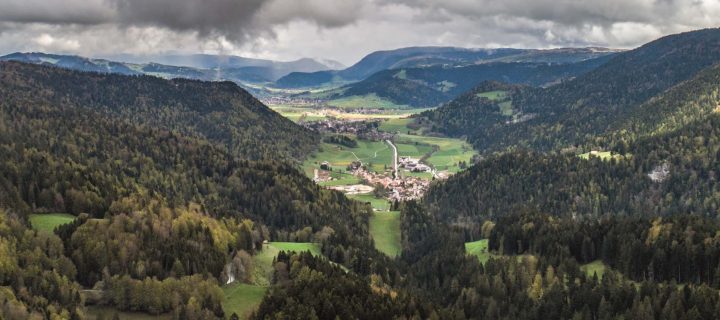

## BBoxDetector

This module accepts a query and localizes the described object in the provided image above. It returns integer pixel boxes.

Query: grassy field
[270,105,419,123]
[369,211,402,257]
[327,94,410,109]
[269,242,322,255]
[465,239,534,265]
[394,133,475,173]
[87,242,323,320]
[581,260,608,280]
[476,90,507,101]
[222,283,268,319]
[85,306,171,320]
[318,172,362,186]
[578,151,628,161]
[465,239,491,264]
[377,118,476,173]
[224,242,321,318]
[379,118,416,134]
[304,141,393,174]
[29,213,76,232]
[348,193,391,211]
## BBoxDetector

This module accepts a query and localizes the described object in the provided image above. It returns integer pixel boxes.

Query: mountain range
[0,52,343,84]
[420,28,720,152]
[314,54,614,107]
[275,46,620,88]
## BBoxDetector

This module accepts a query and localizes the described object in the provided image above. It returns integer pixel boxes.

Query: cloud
[0,0,719,64]
[0,0,365,42]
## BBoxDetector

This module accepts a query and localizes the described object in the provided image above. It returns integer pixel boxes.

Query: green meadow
[304,141,393,174]
[224,242,322,319]
[222,283,268,319]
[465,239,534,265]
[476,90,507,101]
[465,239,491,264]
[369,211,402,257]
[578,151,628,161]
[394,133,475,173]
[327,94,410,109]
[348,193,391,211]
[29,213,76,232]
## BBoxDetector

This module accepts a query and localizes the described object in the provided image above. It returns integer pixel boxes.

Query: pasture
[465,239,491,264]
[465,239,535,265]
[476,90,507,101]
[578,150,627,161]
[348,193,391,211]
[379,118,416,134]
[327,94,410,109]
[270,105,418,123]
[369,211,402,257]
[394,133,475,173]
[304,141,393,174]
[222,283,268,319]
[29,213,76,232]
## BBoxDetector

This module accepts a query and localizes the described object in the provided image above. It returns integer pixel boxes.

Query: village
[316,154,448,203]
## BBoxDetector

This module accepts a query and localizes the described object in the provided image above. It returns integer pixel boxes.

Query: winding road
[385,140,398,178]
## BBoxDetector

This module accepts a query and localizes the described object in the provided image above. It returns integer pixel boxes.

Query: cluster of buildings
[399,156,432,172]
[261,96,323,106]
[352,167,431,201]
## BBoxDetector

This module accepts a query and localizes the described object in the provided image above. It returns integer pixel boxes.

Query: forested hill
[0,60,401,316]
[0,61,319,161]
[421,28,720,153]
[331,56,611,107]
[422,69,720,226]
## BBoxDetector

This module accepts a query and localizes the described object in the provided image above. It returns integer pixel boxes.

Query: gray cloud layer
[0,0,718,64]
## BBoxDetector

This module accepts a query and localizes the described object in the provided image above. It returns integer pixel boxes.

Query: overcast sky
[0,0,719,65]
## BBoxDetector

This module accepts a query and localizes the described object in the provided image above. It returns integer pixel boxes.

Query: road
[385,140,398,178]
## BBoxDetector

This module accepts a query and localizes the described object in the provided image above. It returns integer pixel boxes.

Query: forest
[3,28,720,320]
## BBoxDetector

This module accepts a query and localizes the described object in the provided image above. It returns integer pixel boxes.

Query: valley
[3,19,720,320]
[292,104,476,205]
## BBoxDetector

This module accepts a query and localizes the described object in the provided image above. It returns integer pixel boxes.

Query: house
[320,161,331,171]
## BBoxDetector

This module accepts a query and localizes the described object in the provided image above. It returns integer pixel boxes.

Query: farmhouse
[320,161,331,170]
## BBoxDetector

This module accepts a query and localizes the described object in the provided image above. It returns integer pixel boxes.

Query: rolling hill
[323,56,612,107]
[0,52,342,84]
[0,60,416,319]
[421,28,720,152]
[274,46,619,88]
[0,61,318,160]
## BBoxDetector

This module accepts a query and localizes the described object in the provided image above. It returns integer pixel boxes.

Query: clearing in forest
[369,211,402,257]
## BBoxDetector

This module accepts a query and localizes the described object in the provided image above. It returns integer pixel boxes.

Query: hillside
[422,42,720,226]
[0,52,341,84]
[329,56,611,107]
[275,47,618,88]
[0,61,409,317]
[422,28,720,152]
[0,61,318,160]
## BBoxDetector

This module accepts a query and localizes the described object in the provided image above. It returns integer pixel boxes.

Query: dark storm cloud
[0,0,113,25]
[387,0,673,26]
[0,0,364,41]
[111,0,266,40]
[0,0,718,63]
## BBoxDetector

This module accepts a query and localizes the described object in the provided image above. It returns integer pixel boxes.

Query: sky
[0,0,719,66]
